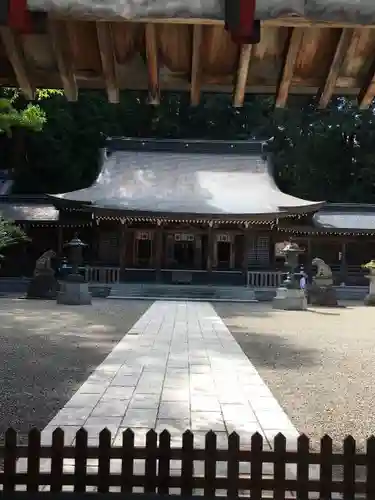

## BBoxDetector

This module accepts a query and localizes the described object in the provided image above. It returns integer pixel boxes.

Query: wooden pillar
[207,223,214,272]
[242,225,251,286]
[242,225,250,284]
[90,218,101,263]
[119,220,127,269]
[57,225,63,255]
[307,237,312,261]
[339,240,347,284]
[194,234,202,269]
[154,222,163,281]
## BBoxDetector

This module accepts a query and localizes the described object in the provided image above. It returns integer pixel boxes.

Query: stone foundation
[26,272,58,300]
[308,285,338,307]
[57,281,92,305]
[364,293,375,306]
[272,287,307,311]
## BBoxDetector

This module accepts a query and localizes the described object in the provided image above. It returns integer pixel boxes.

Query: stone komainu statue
[33,249,56,277]
[309,257,337,306]
[27,249,58,299]
[311,257,333,284]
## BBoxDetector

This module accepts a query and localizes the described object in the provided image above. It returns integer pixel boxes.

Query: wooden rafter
[275,28,304,108]
[318,28,354,109]
[233,44,252,108]
[96,22,119,104]
[190,25,203,106]
[48,18,78,101]
[144,24,159,105]
[358,57,375,109]
[0,27,33,99]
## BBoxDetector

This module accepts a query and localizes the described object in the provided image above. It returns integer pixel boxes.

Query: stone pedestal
[26,271,58,300]
[272,287,307,311]
[308,281,338,307]
[364,274,375,306]
[57,280,92,305]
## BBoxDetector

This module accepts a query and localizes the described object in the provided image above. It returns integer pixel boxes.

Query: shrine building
[1,138,374,287]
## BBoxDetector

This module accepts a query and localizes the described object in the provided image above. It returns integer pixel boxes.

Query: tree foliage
[0,97,46,137]
[0,217,28,253]
[2,89,375,203]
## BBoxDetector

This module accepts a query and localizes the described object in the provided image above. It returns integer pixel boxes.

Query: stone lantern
[280,241,304,289]
[273,240,307,310]
[64,234,87,279]
[57,234,91,305]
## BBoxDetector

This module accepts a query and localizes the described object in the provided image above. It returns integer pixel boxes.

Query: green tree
[0,217,28,255]
[0,97,46,136]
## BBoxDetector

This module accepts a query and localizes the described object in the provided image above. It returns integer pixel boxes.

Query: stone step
[109,284,257,302]
[109,284,369,302]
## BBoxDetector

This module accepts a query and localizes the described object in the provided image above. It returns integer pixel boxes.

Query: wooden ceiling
[1,16,375,108]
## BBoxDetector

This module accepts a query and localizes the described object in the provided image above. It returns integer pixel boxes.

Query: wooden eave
[277,224,375,236]
[2,16,375,107]
[89,206,278,225]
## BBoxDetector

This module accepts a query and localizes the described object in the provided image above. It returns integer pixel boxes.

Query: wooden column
[339,240,347,284]
[57,225,63,255]
[154,222,163,281]
[307,237,312,261]
[242,226,250,284]
[194,235,202,269]
[119,220,127,270]
[207,223,214,272]
[92,219,100,262]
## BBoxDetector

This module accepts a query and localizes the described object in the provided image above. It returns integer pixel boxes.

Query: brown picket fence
[0,427,374,499]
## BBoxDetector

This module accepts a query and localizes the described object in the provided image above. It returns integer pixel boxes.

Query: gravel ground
[214,301,375,452]
[0,298,151,444]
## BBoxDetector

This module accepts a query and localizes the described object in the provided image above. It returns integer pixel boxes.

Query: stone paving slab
[41,301,298,457]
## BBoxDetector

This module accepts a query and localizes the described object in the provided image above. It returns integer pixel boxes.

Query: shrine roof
[51,138,324,221]
[0,195,59,222]
[313,204,375,231]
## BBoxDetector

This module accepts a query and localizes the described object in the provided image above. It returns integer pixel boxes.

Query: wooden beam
[51,14,375,29]
[144,24,159,105]
[318,28,354,109]
[275,28,304,108]
[48,19,78,101]
[190,25,203,106]
[0,27,33,99]
[96,22,119,104]
[359,58,375,109]
[233,44,252,107]
[359,81,375,109]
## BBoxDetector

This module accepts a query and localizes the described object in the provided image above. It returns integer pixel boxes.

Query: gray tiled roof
[0,202,59,221]
[313,211,375,231]
[53,141,323,217]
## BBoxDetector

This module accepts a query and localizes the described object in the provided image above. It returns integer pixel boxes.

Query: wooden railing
[2,428,372,497]
[84,266,120,284]
[248,270,283,288]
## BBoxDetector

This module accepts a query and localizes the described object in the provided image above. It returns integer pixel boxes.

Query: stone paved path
[41,300,298,451]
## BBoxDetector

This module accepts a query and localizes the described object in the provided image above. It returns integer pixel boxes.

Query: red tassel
[225,0,259,45]
[238,0,256,38]
[8,0,32,33]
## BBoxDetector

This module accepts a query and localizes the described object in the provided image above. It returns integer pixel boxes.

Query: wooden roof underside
[2,17,375,107]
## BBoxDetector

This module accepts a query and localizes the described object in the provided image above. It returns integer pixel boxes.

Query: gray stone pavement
[41,301,298,452]
[0,298,151,444]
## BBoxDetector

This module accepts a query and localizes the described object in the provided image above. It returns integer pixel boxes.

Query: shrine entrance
[174,241,195,268]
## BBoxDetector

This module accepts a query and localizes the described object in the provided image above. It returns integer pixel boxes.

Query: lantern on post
[64,234,87,280]
[273,240,307,310]
[57,234,91,305]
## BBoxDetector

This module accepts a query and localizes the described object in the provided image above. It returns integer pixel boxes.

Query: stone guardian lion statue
[309,257,337,306]
[311,257,333,285]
